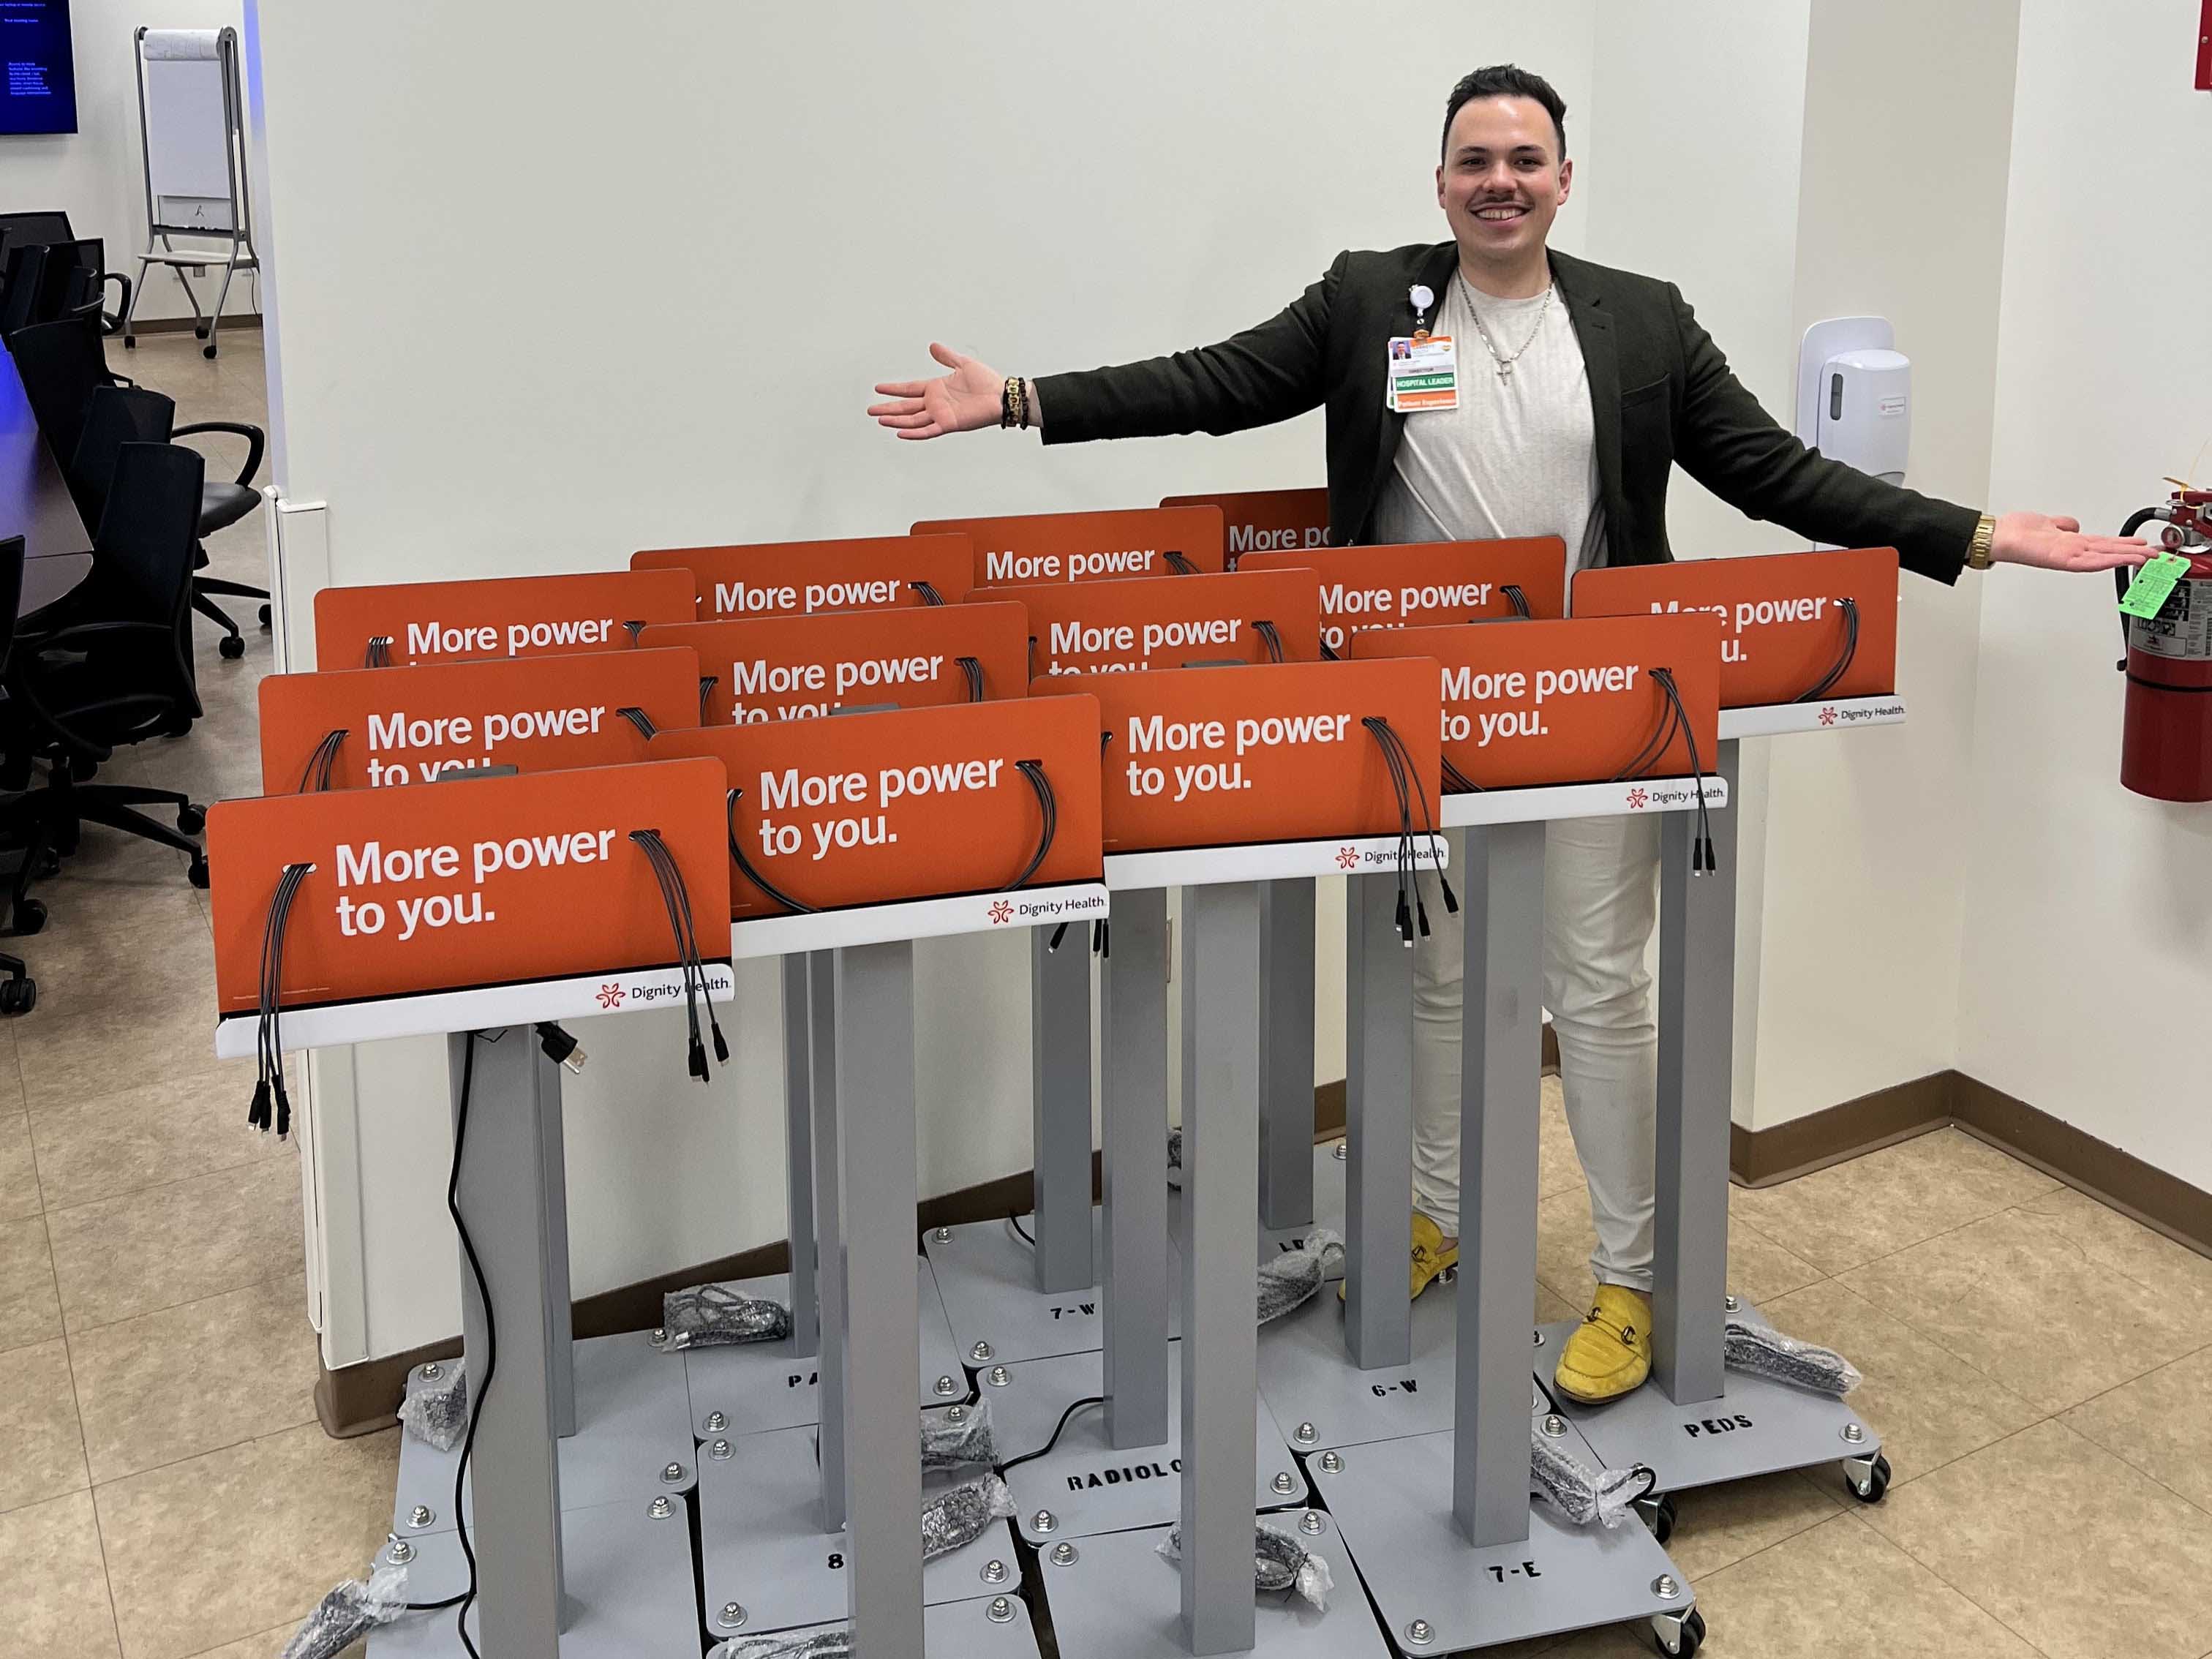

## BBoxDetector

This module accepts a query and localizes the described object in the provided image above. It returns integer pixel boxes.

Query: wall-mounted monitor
[0,1,76,136]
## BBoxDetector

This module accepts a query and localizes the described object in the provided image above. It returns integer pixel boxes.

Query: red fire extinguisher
[2116,486,2212,802]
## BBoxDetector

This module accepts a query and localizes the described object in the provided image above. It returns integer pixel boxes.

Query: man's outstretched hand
[1992,511,2148,573]
[868,343,1009,440]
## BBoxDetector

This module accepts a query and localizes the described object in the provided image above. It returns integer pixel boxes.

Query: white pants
[1409,816,1661,1293]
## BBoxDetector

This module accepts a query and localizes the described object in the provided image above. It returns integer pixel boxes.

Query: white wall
[1576,1,2022,1134]
[244,0,1600,1363]
[1747,0,2018,1129]
[1958,0,2212,1191]
[0,0,257,321]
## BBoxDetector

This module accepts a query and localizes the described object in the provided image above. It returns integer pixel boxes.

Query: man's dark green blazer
[1036,243,1977,584]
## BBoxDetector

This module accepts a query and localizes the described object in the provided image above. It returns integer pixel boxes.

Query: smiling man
[868,64,2140,1407]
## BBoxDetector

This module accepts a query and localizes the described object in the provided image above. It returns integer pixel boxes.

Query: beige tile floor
[4,332,2211,1659]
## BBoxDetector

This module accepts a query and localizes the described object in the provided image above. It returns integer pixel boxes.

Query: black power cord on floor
[998,1395,1105,1474]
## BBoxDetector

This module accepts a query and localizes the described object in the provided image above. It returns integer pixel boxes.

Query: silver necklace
[1459,272,1554,380]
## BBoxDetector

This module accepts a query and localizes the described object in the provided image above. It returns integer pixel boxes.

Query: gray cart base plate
[1037,1511,1391,1659]
[1255,1255,1470,1450]
[1545,1300,1879,1496]
[729,1593,1042,1657]
[1174,1141,1349,1271]
[364,1494,699,1658]
[696,1423,1013,1640]
[988,1344,1306,1544]
[1312,1428,1691,1655]
[680,1263,967,1440]
[926,1210,1183,1365]
[391,1331,693,1538]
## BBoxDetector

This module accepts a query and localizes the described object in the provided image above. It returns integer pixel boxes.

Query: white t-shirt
[1372,272,1607,574]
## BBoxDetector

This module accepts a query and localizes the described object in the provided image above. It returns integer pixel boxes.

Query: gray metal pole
[808,950,847,1530]
[784,953,820,1358]
[534,1045,576,1442]
[450,1028,567,1654]
[835,941,925,1658]
[1342,870,1413,1370]
[1257,878,1317,1230]
[1178,881,1262,1657]
[1452,822,1546,1546]
[1030,928,1096,1293]
[1101,893,1170,1449]
[1652,742,1740,1405]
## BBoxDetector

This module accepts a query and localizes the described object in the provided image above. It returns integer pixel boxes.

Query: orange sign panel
[208,758,731,1015]
[996,570,1323,678]
[1236,538,1569,652]
[630,533,976,620]
[1046,659,1441,852]
[1570,546,1899,707]
[636,604,1030,725]
[1352,616,1722,789]
[315,571,697,671]
[259,649,703,795]
[913,506,1226,587]
[1159,487,1331,568]
[650,697,1104,918]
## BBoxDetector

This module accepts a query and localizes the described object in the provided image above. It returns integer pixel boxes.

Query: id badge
[1388,335,1458,413]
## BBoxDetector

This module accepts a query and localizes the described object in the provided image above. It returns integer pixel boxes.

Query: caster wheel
[202,344,218,360]
[35,850,59,879]
[178,804,206,837]
[0,978,36,1015]
[193,322,209,339]
[1845,1451,1892,1505]
[188,857,210,891]
[1648,1605,1706,1658]
[12,899,47,936]
[258,603,272,629]
[1638,1490,1678,1546]
[124,335,138,350]
[218,633,246,659]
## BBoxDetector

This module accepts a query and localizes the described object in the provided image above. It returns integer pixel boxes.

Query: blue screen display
[0,1,76,136]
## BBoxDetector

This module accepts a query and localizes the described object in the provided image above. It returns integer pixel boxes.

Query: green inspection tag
[2118,552,2194,619]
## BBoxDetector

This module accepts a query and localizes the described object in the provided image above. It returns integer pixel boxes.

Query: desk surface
[0,343,91,563]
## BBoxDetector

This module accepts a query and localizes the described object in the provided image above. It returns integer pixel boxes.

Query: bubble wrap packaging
[714,1629,853,1659]
[1528,1428,1644,1528]
[398,1359,467,1452]
[279,1563,409,1659]
[1257,1228,1346,1325]
[922,1473,1014,1560]
[919,1395,997,1472]
[662,1282,794,1351]
[1723,1314,1862,1397]
[1156,1520,1333,1611]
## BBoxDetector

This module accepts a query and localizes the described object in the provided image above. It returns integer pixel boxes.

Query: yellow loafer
[1339,1210,1459,1303]
[1554,1284,1653,1405]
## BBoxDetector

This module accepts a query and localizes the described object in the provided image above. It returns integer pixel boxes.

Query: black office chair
[0,536,40,1007]
[5,441,208,932]
[0,212,131,336]
[6,315,269,657]
[0,244,50,337]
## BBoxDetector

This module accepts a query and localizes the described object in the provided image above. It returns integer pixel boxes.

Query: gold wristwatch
[1965,514,1997,571]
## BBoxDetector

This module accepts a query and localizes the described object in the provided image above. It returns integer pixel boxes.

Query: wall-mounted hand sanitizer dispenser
[1795,317,1911,486]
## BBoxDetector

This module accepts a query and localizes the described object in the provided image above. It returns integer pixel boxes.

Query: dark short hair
[1441,65,1567,162]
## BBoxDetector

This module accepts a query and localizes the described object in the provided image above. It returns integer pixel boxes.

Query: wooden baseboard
[316,1156,1088,1437]
[321,1065,2210,1436]
[1731,1068,2211,1263]
[124,312,263,337]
